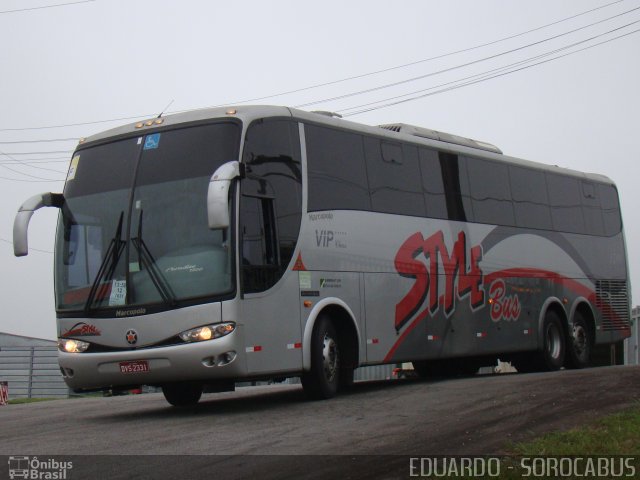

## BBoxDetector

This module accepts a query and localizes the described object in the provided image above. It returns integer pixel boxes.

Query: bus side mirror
[13,193,64,257]
[207,161,242,229]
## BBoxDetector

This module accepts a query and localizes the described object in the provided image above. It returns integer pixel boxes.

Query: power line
[0,150,66,180]
[0,0,628,132]
[293,5,640,110]
[341,26,640,117]
[0,176,64,183]
[0,150,73,155]
[197,0,629,109]
[0,138,78,144]
[338,19,640,114]
[0,237,52,254]
[0,158,69,164]
[0,0,95,15]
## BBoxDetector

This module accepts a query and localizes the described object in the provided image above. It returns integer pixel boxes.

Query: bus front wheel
[302,315,340,400]
[162,382,203,407]
[514,310,566,373]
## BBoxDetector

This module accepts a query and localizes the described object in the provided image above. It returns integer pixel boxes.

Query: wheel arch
[302,298,361,371]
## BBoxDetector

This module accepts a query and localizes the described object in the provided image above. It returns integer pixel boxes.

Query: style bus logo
[394,230,521,332]
[8,456,73,480]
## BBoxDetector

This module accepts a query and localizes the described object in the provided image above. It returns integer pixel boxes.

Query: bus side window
[364,138,424,217]
[547,173,586,234]
[510,165,552,230]
[240,119,302,294]
[581,181,605,236]
[599,184,622,236]
[240,195,279,293]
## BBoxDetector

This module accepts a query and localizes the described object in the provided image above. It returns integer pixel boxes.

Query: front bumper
[58,327,246,389]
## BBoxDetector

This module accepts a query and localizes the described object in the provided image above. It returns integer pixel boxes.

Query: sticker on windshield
[109,280,127,306]
[143,133,161,150]
[67,155,80,181]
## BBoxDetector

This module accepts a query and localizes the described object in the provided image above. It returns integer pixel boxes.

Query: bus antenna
[157,99,175,119]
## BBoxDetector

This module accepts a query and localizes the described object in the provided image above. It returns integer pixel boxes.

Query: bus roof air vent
[378,123,502,154]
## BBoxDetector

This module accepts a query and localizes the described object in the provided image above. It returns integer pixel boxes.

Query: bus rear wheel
[565,311,592,369]
[162,382,203,407]
[302,315,340,400]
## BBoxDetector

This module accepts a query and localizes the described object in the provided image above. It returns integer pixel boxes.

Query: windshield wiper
[131,209,176,306]
[84,211,126,313]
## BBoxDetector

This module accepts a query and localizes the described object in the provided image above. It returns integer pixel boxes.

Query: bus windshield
[55,121,241,313]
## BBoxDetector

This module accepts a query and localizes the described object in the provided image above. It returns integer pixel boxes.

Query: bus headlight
[58,338,90,353]
[179,323,235,343]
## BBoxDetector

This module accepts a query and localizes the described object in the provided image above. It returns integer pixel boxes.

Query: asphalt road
[1,366,639,479]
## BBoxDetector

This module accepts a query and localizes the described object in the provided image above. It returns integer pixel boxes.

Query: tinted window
[547,174,585,234]
[599,184,622,235]
[418,148,448,219]
[66,138,140,198]
[364,138,425,217]
[581,181,604,236]
[466,157,514,226]
[306,124,370,212]
[510,165,552,230]
[241,119,302,293]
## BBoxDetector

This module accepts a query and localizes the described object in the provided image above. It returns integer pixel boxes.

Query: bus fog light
[202,356,216,367]
[218,351,237,366]
[179,322,236,343]
[58,338,90,353]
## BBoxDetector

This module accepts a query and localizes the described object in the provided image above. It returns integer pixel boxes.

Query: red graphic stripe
[384,268,629,362]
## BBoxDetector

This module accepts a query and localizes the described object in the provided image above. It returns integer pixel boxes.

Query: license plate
[119,360,150,374]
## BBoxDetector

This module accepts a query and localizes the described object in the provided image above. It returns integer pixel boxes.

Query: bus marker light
[287,343,302,349]
[476,332,487,338]
[366,338,379,345]
[427,335,439,341]
[303,300,313,308]
[226,109,237,115]
[246,346,262,353]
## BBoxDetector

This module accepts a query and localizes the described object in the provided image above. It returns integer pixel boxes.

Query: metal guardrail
[0,346,69,399]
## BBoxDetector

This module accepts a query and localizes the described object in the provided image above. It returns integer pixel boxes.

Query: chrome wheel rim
[572,324,588,358]
[322,333,339,382]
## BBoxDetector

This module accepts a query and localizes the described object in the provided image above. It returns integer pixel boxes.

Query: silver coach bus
[13,105,631,406]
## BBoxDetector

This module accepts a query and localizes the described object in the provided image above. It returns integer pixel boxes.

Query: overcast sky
[1,0,639,340]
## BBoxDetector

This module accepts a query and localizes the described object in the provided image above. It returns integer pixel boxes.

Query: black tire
[514,310,566,373]
[162,382,203,407]
[302,315,340,400]
[540,310,566,371]
[565,311,592,369]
